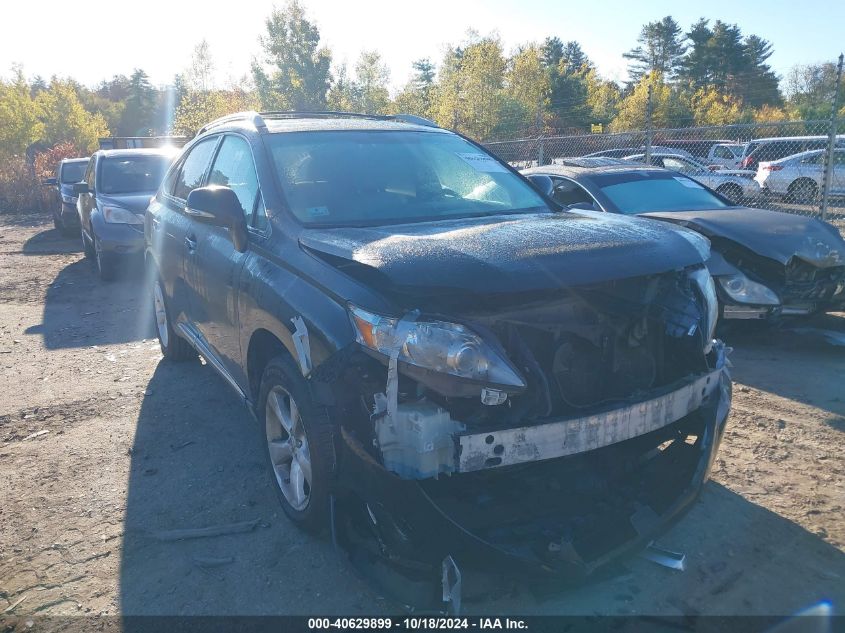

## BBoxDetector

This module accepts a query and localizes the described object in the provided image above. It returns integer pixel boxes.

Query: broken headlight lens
[718,273,780,306]
[690,266,718,353]
[349,305,526,388]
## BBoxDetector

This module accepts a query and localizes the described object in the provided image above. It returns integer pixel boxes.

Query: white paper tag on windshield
[456,152,508,173]
[674,176,704,189]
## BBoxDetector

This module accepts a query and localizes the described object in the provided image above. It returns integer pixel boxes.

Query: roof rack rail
[198,111,267,135]
[259,111,440,128]
[390,114,439,128]
[197,110,440,136]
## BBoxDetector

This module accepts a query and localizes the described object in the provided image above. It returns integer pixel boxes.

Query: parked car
[623,152,758,203]
[737,135,845,171]
[659,138,733,160]
[707,143,746,169]
[41,157,89,235]
[76,148,177,280]
[584,145,694,159]
[522,163,845,322]
[551,156,627,167]
[755,148,845,202]
[145,111,730,606]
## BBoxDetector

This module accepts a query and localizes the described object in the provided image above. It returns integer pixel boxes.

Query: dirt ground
[1,216,844,621]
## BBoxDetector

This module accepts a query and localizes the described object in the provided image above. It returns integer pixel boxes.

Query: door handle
[185,235,197,252]
[151,217,161,231]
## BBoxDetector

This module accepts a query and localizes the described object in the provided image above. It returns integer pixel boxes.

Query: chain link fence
[485,119,845,222]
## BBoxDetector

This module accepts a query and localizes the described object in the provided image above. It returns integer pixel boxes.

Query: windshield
[99,155,172,194]
[60,161,87,183]
[594,172,730,214]
[266,130,547,225]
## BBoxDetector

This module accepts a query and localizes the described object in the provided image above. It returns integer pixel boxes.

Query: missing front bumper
[458,367,723,473]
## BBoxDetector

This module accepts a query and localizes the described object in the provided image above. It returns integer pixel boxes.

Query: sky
[2,0,842,92]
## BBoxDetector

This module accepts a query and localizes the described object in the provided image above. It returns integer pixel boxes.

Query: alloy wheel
[152,280,169,348]
[265,386,312,511]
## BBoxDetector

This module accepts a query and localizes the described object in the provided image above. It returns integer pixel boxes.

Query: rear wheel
[788,179,818,204]
[151,275,194,361]
[716,183,743,204]
[259,355,334,533]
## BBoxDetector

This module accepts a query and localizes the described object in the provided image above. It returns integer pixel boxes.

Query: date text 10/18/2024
[307,618,529,630]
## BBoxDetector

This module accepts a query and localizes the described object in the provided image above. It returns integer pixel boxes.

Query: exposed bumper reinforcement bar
[458,368,723,473]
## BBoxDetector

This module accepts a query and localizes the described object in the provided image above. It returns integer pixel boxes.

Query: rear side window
[207,135,260,221]
[172,137,218,201]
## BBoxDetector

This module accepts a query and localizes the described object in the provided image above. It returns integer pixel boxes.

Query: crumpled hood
[97,192,155,215]
[642,208,845,268]
[300,211,709,294]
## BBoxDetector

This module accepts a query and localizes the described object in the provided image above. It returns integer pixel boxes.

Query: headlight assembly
[102,205,143,225]
[690,266,718,353]
[349,305,525,389]
[718,273,780,306]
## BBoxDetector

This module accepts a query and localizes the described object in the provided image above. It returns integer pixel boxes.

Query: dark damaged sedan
[145,112,731,609]
[523,164,845,321]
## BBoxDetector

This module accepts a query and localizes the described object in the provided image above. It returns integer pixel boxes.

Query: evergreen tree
[119,69,157,136]
[624,16,687,83]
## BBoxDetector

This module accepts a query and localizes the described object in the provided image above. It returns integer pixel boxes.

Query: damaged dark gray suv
[144,111,731,607]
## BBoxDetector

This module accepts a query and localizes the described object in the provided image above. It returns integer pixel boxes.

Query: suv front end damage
[320,266,731,607]
[709,243,845,320]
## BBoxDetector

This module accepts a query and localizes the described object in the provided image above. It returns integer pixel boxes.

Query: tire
[788,179,818,204]
[258,355,334,533]
[150,274,195,361]
[94,236,118,281]
[60,221,77,238]
[716,183,742,204]
[81,226,95,259]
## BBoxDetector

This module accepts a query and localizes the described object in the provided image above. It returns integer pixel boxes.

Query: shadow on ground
[118,358,845,618]
[23,241,153,350]
[19,225,82,256]
[118,358,375,618]
[721,313,845,417]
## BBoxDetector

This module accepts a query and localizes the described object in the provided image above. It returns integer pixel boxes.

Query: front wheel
[81,226,95,259]
[94,237,118,281]
[258,355,334,533]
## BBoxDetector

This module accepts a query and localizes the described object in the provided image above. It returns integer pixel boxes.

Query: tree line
[1,2,843,163]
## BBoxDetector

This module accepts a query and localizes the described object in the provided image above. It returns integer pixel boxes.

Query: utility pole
[645,81,654,166]
[820,53,844,221]
[536,93,544,166]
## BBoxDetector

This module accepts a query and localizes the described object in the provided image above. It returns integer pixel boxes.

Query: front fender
[238,252,356,380]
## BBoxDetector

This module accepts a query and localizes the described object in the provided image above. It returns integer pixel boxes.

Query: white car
[623,153,759,203]
[756,148,845,202]
[707,143,746,169]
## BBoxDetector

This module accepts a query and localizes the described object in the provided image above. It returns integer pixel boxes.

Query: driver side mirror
[526,174,554,197]
[42,177,58,186]
[72,182,89,194]
[185,186,248,252]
